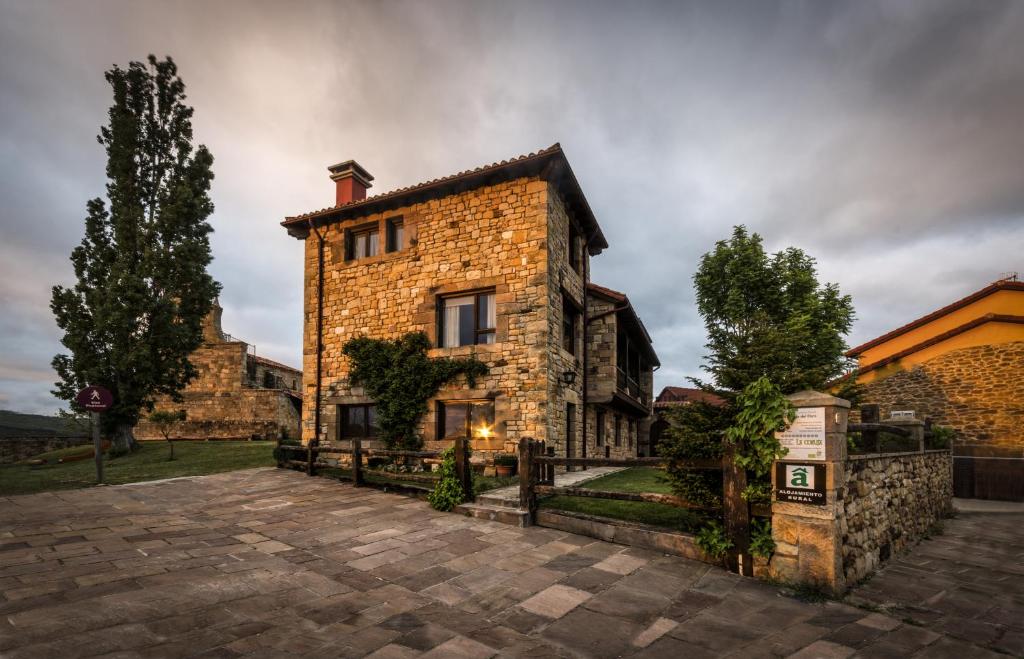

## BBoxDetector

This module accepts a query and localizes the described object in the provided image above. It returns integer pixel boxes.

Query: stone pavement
[846,502,1024,657]
[0,469,1016,658]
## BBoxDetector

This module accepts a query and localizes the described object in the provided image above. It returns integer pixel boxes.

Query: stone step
[454,502,530,527]
[474,493,521,509]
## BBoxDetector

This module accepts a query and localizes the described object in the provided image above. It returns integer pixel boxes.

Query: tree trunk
[112,423,138,453]
[168,438,175,461]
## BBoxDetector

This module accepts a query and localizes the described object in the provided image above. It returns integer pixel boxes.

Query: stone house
[585,283,659,459]
[648,387,726,457]
[281,144,658,463]
[846,276,1024,500]
[135,301,303,441]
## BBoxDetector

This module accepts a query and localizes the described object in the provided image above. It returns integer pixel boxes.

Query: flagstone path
[0,468,1017,657]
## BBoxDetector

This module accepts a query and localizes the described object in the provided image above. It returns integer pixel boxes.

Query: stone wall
[304,176,586,460]
[0,436,89,464]
[840,451,953,585]
[137,333,302,441]
[859,341,1024,449]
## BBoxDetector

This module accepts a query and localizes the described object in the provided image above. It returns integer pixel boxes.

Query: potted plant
[493,453,518,477]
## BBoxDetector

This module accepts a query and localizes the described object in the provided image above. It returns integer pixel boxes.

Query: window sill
[341,249,408,268]
[428,343,504,358]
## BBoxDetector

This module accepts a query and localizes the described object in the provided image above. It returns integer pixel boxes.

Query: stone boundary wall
[859,341,1024,449]
[840,450,953,584]
[0,436,89,464]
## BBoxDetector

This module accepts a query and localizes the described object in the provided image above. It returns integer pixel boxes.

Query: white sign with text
[776,406,826,462]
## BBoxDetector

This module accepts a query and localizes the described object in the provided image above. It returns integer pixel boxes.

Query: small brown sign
[75,385,113,412]
[775,462,827,506]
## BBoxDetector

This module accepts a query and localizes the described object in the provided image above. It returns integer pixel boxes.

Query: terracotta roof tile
[654,387,725,407]
[284,144,563,225]
[846,279,1024,357]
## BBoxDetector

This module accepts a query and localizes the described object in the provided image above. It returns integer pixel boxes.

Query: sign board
[775,462,827,505]
[776,406,826,461]
[75,385,113,412]
[891,410,915,419]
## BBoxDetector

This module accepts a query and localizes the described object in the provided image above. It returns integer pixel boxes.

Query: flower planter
[495,464,516,478]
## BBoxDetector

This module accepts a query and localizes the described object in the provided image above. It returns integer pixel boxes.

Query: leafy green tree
[149,409,186,460]
[692,225,856,398]
[51,56,219,453]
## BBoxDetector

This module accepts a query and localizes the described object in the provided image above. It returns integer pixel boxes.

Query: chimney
[328,160,374,206]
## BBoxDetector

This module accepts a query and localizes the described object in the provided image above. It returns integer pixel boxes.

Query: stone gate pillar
[768,390,850,594]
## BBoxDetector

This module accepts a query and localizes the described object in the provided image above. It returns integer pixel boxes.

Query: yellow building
[846,277,1024,500]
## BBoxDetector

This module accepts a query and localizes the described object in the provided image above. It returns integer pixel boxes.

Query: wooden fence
[275,437,473,496]
[517,437,758,576]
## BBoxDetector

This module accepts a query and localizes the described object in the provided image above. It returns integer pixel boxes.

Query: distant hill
[0,410,88,438]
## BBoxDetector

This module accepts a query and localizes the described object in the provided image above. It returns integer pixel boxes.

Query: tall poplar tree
[51,55,219,452]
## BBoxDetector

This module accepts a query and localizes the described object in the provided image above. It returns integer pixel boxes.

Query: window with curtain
[440,290,495,347]
[338,404,378,439]
[438,400,496,440]
[347,226,379,260]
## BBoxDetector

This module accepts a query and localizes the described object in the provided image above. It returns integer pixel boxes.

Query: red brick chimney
[328,160,374,206]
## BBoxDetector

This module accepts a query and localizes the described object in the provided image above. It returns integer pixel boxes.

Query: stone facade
[584,287,656,460]
[840,451,953,584]
[135,304,302,441]
[857,341,1024,449]
[284,146,658,464]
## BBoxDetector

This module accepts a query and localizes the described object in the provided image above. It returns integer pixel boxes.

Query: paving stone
[518,584,592,619]
[632,617,679,648]
[419,635,496,658]
[787,639,856,658]
[541,607,644,658]
[591,552,647,576]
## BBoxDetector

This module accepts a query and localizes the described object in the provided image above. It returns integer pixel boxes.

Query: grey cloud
[1,0,1022,413]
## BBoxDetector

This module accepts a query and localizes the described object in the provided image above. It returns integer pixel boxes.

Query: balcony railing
[616,367,650,407]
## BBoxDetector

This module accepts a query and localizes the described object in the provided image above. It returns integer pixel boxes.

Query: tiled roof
[654,386,725,407]
[846,279,1024,357]
[586,282,627,303]
[281,144,609,252]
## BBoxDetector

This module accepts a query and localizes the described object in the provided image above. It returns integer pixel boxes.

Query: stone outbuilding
[281,144,658,463]
[846,276,1024,500]
[135,301,303,441]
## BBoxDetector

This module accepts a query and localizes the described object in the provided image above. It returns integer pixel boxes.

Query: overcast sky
[1,0,1022,414]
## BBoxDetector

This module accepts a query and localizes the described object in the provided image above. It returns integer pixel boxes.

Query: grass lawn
[539,467,707,533]
[0,441,275,496]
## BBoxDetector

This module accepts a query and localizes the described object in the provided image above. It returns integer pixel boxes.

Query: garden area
[0,441,276,496]
[538,467,706,531]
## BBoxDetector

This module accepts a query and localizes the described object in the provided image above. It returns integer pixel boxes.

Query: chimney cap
[327,160,374,188]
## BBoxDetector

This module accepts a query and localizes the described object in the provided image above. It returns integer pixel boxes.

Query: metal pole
[92,411,103,484]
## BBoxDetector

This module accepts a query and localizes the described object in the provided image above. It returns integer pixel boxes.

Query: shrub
[695,521,733,560]
[427,446,468,512]
[749,518,776,558]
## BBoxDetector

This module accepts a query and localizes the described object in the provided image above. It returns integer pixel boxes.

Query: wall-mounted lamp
[561,370,577,386]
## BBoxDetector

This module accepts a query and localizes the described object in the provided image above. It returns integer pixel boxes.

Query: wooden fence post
[519,437,533,519]
[546,444,555,485]
[307,441,314,477]
[722,446,752,576]
[352,437,363,486]
[455,437,473,501]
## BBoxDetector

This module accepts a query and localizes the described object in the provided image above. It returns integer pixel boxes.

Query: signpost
[75,385,113,484]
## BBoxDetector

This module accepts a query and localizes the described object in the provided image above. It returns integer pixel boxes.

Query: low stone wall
[841,450,953,584]
[0,436,89,464]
